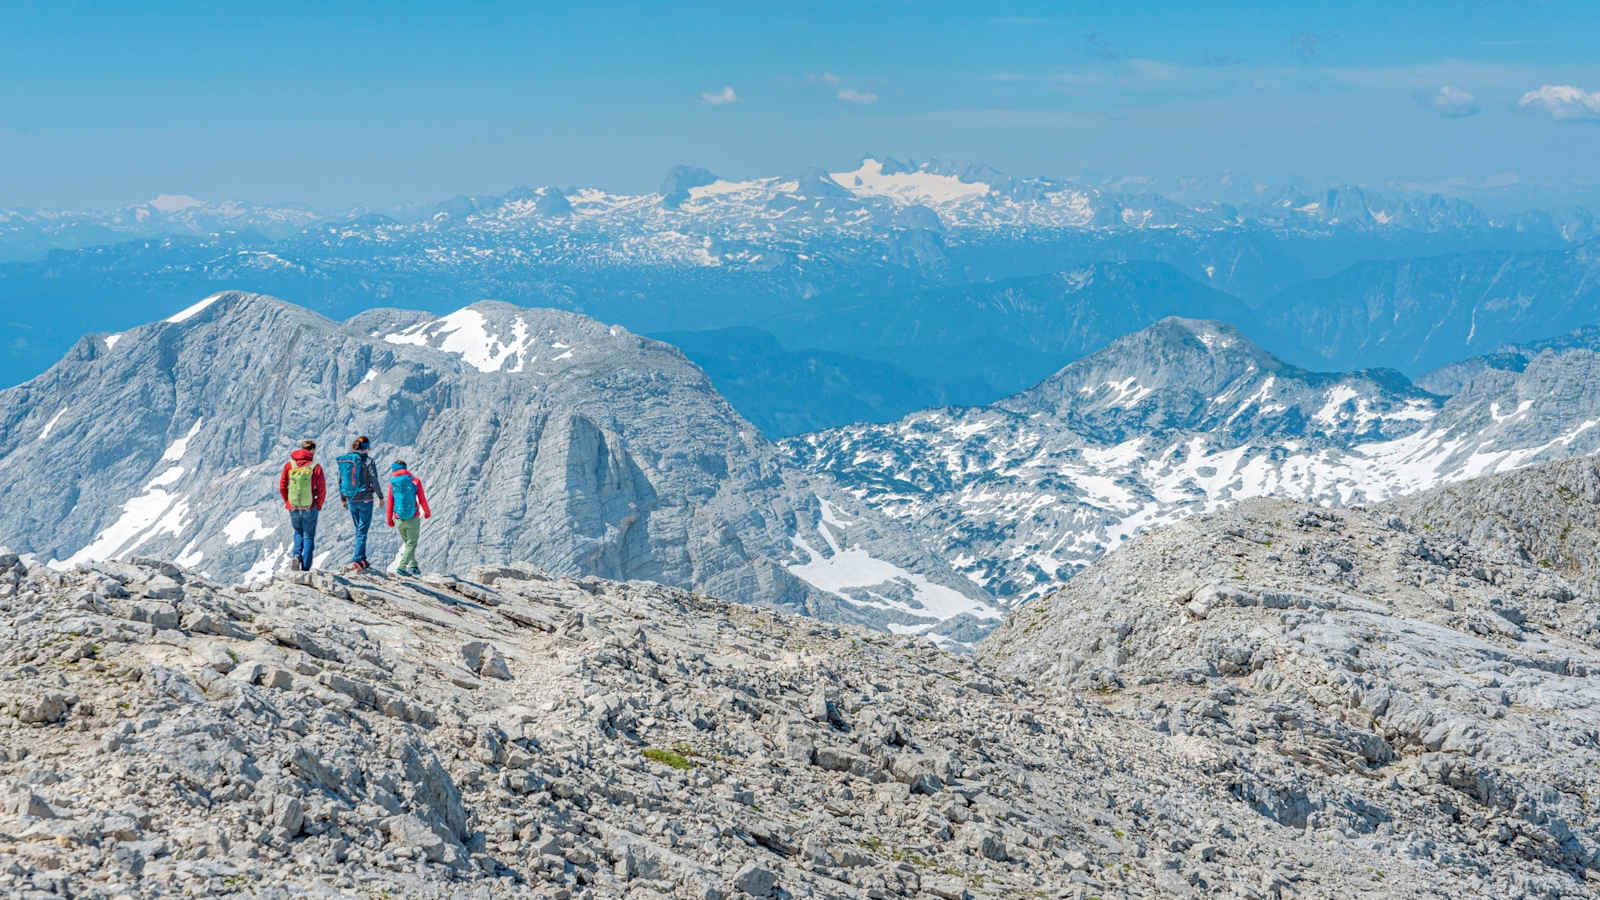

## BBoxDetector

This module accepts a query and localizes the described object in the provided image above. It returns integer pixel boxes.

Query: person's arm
[415,477,431,519]
[279,462,290,509]
[385,483,395,527]
[313,465,326,510]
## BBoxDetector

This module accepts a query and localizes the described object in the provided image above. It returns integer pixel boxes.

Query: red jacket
[386,468,432,527]
[279,449,326,511]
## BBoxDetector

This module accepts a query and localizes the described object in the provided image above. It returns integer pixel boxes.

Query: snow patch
[1313,385,1361,425]
[242,544,285,584]
[165,294,224,324]
[828,158,989,207]
[103,333,124,350]
[789,540,997,622]
[1096,377,1153,407]
[62,486,192,566]
[38,407,67,442]
[160,420,204,463]
[385,308,537,373]
[686,178,770,201]
[148,467,184,488]
[223,510,274,545]
[787,525,997,623]
[174,541,204,568]
[149,194,204,213]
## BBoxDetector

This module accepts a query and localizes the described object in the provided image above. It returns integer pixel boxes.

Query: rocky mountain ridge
[788,317,1600,605]
[10,158,1587,265]
[0,292,993,640]
[1259,241,1600,375]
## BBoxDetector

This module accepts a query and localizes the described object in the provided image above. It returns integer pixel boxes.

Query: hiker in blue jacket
[386,461,431,577]
[335,436,381,572]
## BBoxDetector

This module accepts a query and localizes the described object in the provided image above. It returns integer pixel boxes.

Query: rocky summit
[3,456,1600,898]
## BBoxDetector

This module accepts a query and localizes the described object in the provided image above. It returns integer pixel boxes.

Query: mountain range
[0,292,994,641]
[8,291,1600,650]
[786,316,1600,604]
[5,157,1599,434]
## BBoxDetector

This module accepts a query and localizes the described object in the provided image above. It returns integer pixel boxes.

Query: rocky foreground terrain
[4,457,1600,897]
[982,456,1600,898]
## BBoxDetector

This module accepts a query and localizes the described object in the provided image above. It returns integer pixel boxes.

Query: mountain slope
[0,292,993,635]
[788,317,1600,606]
[977,457,1600,894]
[1260,241,1600,375]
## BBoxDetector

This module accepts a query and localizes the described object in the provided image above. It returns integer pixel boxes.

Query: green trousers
[395,516,421,570]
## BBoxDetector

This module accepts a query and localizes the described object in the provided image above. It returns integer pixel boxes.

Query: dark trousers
[290,508,319,571]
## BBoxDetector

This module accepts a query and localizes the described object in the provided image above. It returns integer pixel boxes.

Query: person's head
[392,460,407,472]
[301,439,316,452]
[352,435,370,452]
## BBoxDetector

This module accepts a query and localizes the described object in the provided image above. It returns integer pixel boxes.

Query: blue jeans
[290,508,319,571]
[347,500,374,564]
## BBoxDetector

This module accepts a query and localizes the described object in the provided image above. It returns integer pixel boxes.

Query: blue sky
[3,0,1598,210]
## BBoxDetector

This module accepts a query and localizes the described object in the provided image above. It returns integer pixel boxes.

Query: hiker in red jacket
[279,440,326,571]
[385,461,431,576]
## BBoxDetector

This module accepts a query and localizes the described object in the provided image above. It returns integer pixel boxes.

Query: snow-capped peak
[828,158,991,207]
[148,194,205,214]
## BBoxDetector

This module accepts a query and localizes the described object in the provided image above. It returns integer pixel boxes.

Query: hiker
[335,436,381,572]
[385,460,431,576]
[278,440,326,571]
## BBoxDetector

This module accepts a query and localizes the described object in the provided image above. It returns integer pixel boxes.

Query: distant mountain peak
[659,165,720,208]
[148,194,205,214]
[827,157,992,206]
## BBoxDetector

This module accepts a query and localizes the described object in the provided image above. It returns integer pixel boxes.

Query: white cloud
[1519,84,1600,121]
[818,72,841,85]
[699,85,738,106]
[1427,85,1480,118]
[837,88,879,104]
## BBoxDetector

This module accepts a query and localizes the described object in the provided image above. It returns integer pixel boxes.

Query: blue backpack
[390,473,419,520]
[336,451,366,493]
[336,452,375,499]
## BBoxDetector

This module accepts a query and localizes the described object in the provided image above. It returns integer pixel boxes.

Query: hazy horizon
[5,1,1598,211]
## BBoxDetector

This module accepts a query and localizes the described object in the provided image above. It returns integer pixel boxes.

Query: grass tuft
[642,747,695,770]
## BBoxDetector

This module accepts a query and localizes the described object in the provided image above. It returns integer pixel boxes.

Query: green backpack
[287,463,316,509]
